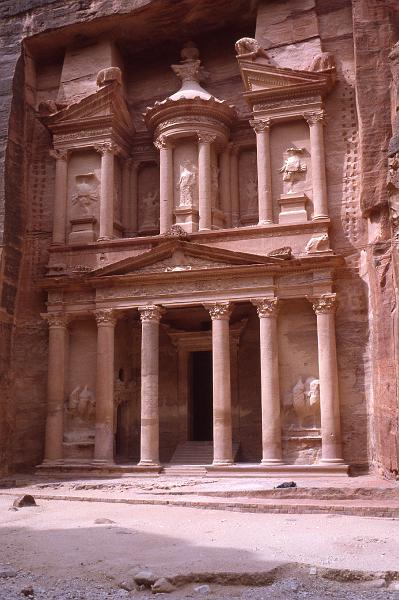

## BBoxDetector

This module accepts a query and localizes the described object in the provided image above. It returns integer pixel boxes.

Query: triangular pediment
[238,60,333,101]
[90,240,283,278]
[44,82,133,134]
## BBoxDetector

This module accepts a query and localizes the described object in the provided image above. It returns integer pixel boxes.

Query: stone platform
[1,473,398,519]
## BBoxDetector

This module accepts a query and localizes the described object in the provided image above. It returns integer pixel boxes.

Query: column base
[312,214,329,221]
[97,236,114,242]
[319,458,345,465]
[138,460,160,467]
[258,219,273,226]
[212,459,233,466]
[198,226,212,232]
[261,459,285,465]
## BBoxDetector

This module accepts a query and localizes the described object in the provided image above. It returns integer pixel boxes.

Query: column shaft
[198,135,215,231]
[305,112,328,220]
[230,147,240,227]
[130,162,139,235]
[139,306,162,465]
[122,160,131,233]
[220,147,231,228]
[253,298,282,463]
[94,309,116,462]
[43,313,68,463]
[157,138,173,234]
[206,302,233,465]
[95,142,118,240]
[311,295,343,463]
[50,150,68,245]
[250,120,273,225]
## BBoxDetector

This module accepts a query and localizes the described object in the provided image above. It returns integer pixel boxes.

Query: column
[304,110,328,220]
[250,119,273,225]
[205,301,233,465]
[220,145,231,228]
[198,133,216,231]
[49,149,68,245]
[95,141,119,240]
[138,305,163,466]
[229,145,240,227]
[94,308,117,463]
[130,160,139,235]
[122,158,132,234]
[309,294,343,463]
[251,298,283,464]
[42,312,68,463]
[155,136,173,234]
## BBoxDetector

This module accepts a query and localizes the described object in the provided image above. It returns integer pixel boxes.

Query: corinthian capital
[204,301,232,320]
[94,308,117,326]
[154,136,168,150]
[249,119,271,133]
[49,149,68,161]
[42,312,69,328]
[139,305,164,322]
[94,141,120,156]
[308,294,337,314]
[304,110,326,126]
[198,133,217,144]
[251,297,279,318]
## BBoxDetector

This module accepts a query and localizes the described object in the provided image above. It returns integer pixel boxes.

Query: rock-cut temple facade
[0,0,399,478]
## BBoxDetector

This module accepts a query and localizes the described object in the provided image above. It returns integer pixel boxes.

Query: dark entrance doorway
[189,351,213,441]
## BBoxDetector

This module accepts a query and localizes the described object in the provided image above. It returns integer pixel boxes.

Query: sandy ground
[1,491,399,599]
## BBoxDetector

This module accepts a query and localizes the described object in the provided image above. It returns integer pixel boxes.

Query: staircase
[162,441,239,477]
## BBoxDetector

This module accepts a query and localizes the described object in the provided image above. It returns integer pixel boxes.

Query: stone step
[169,442,239,465]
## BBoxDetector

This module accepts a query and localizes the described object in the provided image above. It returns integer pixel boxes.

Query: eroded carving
[290,377,320,429]
[64,385,96,444]
[309,294,337,315]
[177,160,197,207]
[279,148,307,194]
[235,38,269,61]
[96,67,122,87]
[139,305,164,322]
[71,173,99,216]
[305,233,330,254]
[141,189,159,229]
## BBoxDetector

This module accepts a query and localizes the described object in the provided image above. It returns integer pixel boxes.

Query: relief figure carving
[64,385,96,444]
[284,377,320,429]
[141,190,159,229]
[278,148,307,194]
[71,173,99,217]
[177,160,197,207]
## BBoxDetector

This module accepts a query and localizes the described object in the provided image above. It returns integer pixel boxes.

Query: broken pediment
[43,80,134,139]
[89,240,283,278]
[237,59,334,105]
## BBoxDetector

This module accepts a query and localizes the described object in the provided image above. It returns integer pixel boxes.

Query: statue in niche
[64,385,96,444]
[289,377,320,429]
[177,160,197,208]
[211,165,219,208]
[141,189,159,229]
[71,173,99,216]
[245,177,258,215]
[67,385,96,420]
[278,148,307,194]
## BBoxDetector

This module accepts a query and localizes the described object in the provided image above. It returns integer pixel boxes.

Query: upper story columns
[250,119,273,226]
[304,110,329,220]
[49,150,68,245]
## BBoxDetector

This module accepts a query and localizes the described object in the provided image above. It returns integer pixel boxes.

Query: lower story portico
[39,238,348,475]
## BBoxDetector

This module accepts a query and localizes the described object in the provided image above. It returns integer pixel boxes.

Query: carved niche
[64,385,96,446]
[282,376,321,465]
[138,162,160,234]
[239,149,258,225]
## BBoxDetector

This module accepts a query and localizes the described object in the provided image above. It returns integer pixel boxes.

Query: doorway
[189,351,213,441]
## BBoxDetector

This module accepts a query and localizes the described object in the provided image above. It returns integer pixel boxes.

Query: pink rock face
[0,0,398,479]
